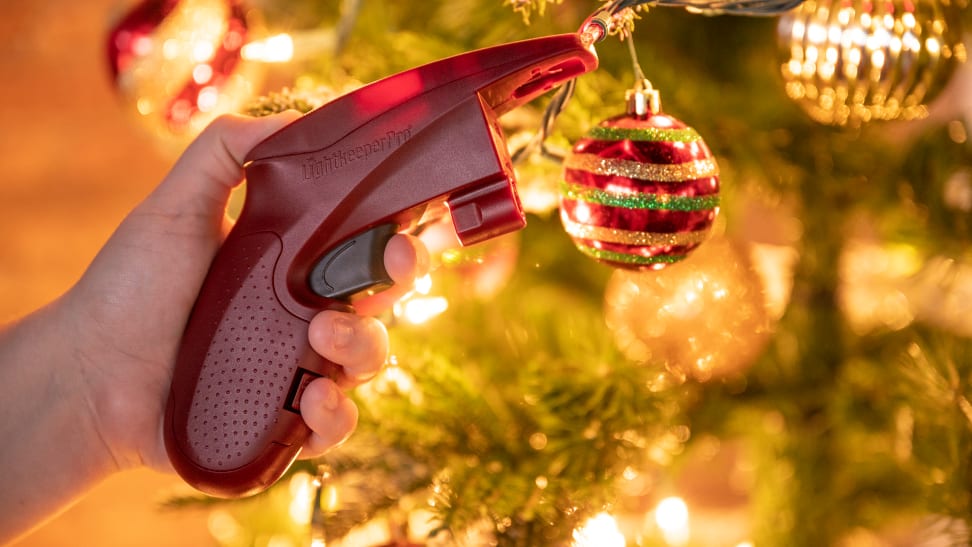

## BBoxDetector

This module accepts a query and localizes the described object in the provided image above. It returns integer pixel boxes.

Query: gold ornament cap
[626,79,661,115]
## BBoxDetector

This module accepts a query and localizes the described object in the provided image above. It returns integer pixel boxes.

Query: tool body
[164,33,598,497]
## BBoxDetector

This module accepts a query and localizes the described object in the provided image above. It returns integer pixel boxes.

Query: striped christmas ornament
[560,88,720,270]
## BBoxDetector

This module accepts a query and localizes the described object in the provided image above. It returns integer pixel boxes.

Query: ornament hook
[621,31,659,115]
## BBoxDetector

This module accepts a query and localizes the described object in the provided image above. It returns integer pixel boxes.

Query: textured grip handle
[164,231,337,498]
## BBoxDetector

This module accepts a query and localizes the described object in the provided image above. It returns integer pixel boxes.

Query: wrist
[0,298,119,542]
[59,285,172,472]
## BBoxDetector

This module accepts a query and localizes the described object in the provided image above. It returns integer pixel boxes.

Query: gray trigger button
[309,223,397,300]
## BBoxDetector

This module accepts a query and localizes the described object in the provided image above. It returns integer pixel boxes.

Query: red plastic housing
[164,33,598,497]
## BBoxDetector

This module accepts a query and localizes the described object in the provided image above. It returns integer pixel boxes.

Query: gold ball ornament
[778,0,967,126]
[604,236,772,383]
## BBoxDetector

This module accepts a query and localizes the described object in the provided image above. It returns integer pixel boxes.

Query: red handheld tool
[164,33,598,498]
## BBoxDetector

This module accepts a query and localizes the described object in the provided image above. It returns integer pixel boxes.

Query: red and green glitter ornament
[559,80,720,270]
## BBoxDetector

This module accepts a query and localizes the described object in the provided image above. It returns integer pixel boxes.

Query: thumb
[149,111,302,223]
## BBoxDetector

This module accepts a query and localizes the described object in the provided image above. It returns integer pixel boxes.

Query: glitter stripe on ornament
[575,244,689,266]
[576,138,713,165]
[560,181,720,212]
[587,125,702,143]
[560,199,718,234]
[564,166,721,197]
[564,153,719,182]
[560,216,710,246]
[591,239,699,257]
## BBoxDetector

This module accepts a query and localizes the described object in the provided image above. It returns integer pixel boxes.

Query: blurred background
[1,1,210,544]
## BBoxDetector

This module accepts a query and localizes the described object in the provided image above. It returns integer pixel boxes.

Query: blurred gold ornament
[777,0,966,126]
[838,231,972,337]
[604,236,772,383]
[905,255,972,337]
[838,238,921,334]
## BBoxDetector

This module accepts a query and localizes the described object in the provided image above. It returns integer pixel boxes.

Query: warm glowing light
[241,33,295,62]
[807,21,827,44]
[837,7,851,25]
[572,513,626,547]
[805,44,819,63]
[790,18,805,38]
[818,59,836,80]
[133,35,153,56]
[191,40,215,63]
[787,59,802,76]
[196,86,220,112]
[192,63,213,84]
[382,363,416,395]
[903,32,921,52]
[399,296,449,324]
[520,183,560,214]
[825,45,838,64]
[827,23,842,44]
[207,510,242,544]
[136,97,153,115]
[414,273,432,295]
[162,38,180,60]
[529,432,548,450]
[267,535,295,547]
[655,496,690,546]
[289,472,314,525]
[871,49,886,68]
[572,201,592,223]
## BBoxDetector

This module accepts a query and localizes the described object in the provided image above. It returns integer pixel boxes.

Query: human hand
[64,111,428,472]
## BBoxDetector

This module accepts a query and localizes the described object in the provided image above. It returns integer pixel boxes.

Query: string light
[241,33,295,62]
[396,296,449,324]
[655,496,690,546]
[393,274,450,325]
[572,513,627,547]
[240,30,345,63]
[289,472,315,525]
[414,273,433,295]
[207,510,243,544]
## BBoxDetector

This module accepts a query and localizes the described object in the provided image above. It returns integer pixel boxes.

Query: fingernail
[321,381,340,411]
[330,315,354,350]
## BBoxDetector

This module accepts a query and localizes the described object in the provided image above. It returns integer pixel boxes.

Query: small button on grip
[308,223,397,299]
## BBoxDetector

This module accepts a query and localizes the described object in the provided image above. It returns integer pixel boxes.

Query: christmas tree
[113,0,972,544]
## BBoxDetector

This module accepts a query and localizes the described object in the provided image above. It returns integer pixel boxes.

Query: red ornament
[560,82,720,270]
[106,0,250,136]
